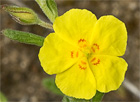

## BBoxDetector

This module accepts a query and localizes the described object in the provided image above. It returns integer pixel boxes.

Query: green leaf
[62,91,104,102]
[2,29,44,46]
[62,96,70,102]
[35,0,58,23]
[42,77,63,96]
[62,96,92,102]
[46,0,58,18]
[0,92,8,102]
[91,91,104,102]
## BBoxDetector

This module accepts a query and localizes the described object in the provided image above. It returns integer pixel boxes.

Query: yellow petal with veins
[55,57,96,99]
[53,9,97,46]
[89,55,127,92]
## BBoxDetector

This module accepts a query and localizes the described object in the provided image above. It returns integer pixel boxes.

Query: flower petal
[38,33,81,75]
[89,55,128,92]
[53,9,97,46]
[90,15,127,56]
[55,57,96,99]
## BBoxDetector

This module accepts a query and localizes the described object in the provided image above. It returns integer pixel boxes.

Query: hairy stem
[38,20,53,30]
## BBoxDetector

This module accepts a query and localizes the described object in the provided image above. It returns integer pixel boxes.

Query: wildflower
[39,9,128,99]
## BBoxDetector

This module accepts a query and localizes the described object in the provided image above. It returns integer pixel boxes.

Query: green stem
[38,20,53,30]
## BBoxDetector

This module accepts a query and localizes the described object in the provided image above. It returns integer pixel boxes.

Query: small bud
[2,5,39,25]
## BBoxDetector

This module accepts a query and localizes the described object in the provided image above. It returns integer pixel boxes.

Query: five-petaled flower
[39,9,128,99]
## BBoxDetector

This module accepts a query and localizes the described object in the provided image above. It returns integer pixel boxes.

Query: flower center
[70,39,100,70]
[90,57,100,65]
[78,39,91,57]
[91,43,99,53]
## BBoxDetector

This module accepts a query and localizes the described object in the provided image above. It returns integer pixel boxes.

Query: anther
[71,51,79,58]
[91,57,100,66]
[81,61,87,65]
[79,64,86,70]
[91,43,99,53]
[78,39,86,43]
[71,51,74,58]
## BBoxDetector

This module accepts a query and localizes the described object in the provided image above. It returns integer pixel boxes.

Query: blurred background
[0,0,140,102]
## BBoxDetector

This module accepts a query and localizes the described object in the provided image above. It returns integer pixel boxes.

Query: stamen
[91,47,95,52]
[91,57,100,66]
[93,59,100,65]
[71,51,74,58]
[78,39,86,43]
[79,64,86,70]
[91,57,96,62]
[76,51,79,57]
[78,39,87,48]
[81,61,87,65]
[91,43,99,53]
[78,60,87,70]
[71,51,79,58]
[93,43,99,50]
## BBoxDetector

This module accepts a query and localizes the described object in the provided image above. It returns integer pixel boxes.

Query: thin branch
[123,79,140,99]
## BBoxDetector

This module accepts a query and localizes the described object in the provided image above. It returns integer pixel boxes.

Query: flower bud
[2,5,39,25]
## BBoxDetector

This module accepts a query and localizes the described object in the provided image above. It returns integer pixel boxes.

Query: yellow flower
[39,9,128,99]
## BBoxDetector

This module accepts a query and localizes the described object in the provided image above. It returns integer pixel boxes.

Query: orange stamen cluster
[79,60,87,70]
[71,51,79,58]
[71,39,101,70]
[78,39,87,48]
[91,57,100,65]
[91,43,99,53]
[78,39,86,43]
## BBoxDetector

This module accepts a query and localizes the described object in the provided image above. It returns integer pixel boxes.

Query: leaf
[62,91,104,102]
[62,96,92,102]
[2,29,44,46]
[42,77,63,96]
[62,96,70,102]
[35,0,58,23]
[0,92,8,102]
[46,0,58,18]
[91,91,104,102]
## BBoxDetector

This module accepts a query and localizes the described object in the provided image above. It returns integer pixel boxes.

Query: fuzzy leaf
[62,91,104,102]
[62,96,92,102]
[35,0,58,22]
[42,78,63,96]
[2,29,44,46]
[92,91,104,102]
